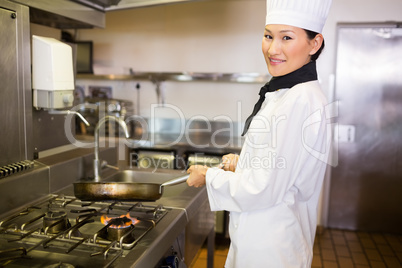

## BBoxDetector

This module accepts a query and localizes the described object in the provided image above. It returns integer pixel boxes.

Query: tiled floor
[190,236,230,268]
[190,229,402,268]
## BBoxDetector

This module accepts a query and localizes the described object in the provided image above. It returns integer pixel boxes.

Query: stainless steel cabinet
[0,1,32,168]
[328,23,402,233]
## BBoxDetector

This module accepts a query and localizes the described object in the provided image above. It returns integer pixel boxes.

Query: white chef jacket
[206,81,330,268]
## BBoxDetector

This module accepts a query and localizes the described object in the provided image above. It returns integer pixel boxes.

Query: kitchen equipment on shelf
[77,97,135,137]
[186,152,223,168]
[133,149,176,170]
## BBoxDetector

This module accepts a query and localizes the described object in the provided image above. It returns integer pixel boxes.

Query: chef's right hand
[186,165,208,188]
[221,153,239,172]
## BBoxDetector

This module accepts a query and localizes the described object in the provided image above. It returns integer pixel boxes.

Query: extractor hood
[10,0,106,29]
[10,0,201,29]
[103,0,202,11]
[72,0,202,11]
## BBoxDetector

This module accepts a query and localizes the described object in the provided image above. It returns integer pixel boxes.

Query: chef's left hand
[186,165,208,188]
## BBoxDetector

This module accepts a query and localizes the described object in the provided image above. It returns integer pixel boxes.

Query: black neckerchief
[241,61,318,136]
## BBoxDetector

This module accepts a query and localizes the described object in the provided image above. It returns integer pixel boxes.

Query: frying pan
[73,174,189,201]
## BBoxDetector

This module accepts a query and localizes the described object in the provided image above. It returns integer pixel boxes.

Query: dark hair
[305,30,325,61]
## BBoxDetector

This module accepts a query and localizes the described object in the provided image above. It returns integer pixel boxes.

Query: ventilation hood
[71,0,202,11]
[10,0,106,29]
[103,0,202,11]
[10,0,201,29]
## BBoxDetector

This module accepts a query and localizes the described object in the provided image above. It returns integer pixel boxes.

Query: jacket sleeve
[206,90,328,212]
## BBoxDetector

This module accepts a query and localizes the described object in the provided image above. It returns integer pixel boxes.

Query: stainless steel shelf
[76,72,271,84]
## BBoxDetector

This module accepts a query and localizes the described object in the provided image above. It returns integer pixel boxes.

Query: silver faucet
[94,115,130,181]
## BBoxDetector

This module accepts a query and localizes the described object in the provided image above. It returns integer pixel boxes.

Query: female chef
[187,0,332,267]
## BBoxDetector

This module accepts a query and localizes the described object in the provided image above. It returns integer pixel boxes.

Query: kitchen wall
[75,0,267,123]
[73,0,402,124]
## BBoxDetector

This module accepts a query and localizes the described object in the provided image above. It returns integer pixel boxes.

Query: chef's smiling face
[262,24,321,77]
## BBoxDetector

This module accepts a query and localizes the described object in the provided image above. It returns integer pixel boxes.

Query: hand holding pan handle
[158,163,223,193]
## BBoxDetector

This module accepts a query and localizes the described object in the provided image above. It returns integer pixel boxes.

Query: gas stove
[0,194,173,267]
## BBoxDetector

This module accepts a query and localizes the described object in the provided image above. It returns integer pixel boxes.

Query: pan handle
[160,174,190,187]
[160,163,223,190]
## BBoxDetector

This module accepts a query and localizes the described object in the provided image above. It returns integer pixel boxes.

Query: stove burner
[100,213,138,243]
[43,210,70,234]
[106,224,135,243]
[0,195,169,267]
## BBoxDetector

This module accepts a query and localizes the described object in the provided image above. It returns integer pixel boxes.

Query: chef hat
[265,0,332,33]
